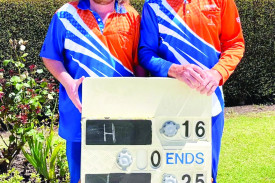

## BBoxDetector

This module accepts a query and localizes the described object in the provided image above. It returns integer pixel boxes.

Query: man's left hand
[196,69,222,96]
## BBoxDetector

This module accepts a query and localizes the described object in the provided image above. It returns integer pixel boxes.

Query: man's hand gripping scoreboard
[81,78,212,183]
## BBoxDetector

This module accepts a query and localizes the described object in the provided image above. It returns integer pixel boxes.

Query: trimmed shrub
[224,0,275,106]
[0,0,68,69]
[0,0,274,106]
[131,0,144,14]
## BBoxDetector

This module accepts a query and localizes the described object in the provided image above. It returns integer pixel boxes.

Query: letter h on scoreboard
[81,78,212,183]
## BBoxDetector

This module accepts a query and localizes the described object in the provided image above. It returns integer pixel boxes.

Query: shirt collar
[77,0,127,14]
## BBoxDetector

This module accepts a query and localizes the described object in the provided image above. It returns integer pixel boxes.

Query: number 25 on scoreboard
[182,174,205,183]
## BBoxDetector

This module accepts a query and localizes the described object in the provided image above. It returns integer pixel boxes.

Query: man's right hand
[42,57,85,113]
[168,64,206,89]
[63,76,85,113]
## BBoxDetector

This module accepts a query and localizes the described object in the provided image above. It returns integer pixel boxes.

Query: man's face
[91,0,114,5]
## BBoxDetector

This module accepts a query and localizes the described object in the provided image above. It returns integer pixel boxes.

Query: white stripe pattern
[58,3,133,75]
[149,3,189,38]
[60,18,103,56]
[65,39,122,76]
[149,0,223,116]
[158,24,207,57]
[71,56,98,77]
[161,0,220,53]
[162,41,189,65]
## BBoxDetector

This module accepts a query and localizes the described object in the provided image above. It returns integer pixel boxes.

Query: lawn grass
[217,111,275,183]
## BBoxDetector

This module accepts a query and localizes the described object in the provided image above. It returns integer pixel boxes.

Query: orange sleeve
[133,14,141,66]
[212,0,245,85]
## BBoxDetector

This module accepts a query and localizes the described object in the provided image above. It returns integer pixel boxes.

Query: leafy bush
[22,124,69,182]
[0,168,45,183]
[0,168,24,183]
[130,0,144,14]
[0,39,58,173]
[0,0,68,69]
[223,0,275,106]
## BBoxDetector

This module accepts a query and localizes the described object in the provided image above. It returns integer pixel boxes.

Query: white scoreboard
[81,78,212,183]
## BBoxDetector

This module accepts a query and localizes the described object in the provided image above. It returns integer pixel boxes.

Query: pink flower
[29,64,36,71]
[21,115,28,123]
[0,92,4,99]
[31,93,37,98]
[19,104,30,110]
[47,83,57,92]
[0,78,5,84]
[0,106,5,112]
[17,114,28,124]
[36,107,41,114]
[27,89,34,95]
[9,70,15,76]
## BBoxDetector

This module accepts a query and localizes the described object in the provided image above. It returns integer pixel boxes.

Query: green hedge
[131,0,144,13]
[223,0,275,106]
[0,0,274,106]
[0,0,68,69]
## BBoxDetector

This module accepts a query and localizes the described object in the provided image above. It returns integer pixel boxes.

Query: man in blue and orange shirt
[139,0,245,182]
[40,0,141,182]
